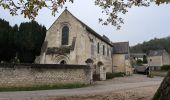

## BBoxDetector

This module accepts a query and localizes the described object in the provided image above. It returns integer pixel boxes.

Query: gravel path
[0,74,163,100]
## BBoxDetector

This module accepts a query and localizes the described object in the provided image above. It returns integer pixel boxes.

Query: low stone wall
[0,63,91,87]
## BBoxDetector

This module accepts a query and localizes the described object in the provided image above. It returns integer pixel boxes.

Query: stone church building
[39,9,132,78]
[40,9,112,72]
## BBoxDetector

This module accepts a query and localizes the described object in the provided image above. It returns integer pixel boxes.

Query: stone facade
[40,9,112,74]
[112,54,132,75]
[112,54,126,72]
[112,42,132,75]
[148,50,170,70]
[0,64,91,87]
[148,56,163,67]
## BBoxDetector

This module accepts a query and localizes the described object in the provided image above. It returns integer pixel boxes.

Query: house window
[61,26,69,45]
[107,47,109,56]
[91,43,94,57]
[97,42,100,54]
[103,45,105,55]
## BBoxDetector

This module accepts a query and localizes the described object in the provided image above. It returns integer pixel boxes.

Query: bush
[143,55,148,64]
[136,59,143,65]
[161,65,170,71]
[106,72,125,79]
[106,72,114,79]
[151,71,167,77]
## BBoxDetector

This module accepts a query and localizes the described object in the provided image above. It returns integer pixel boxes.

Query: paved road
[0,74,163,100]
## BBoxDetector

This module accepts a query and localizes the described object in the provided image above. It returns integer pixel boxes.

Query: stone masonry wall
[0,63,91,87]
[112,54,126,72]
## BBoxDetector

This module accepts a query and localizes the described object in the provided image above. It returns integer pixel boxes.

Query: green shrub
[106,72,114,79]
[113,72,125,77]
[161,65,170,71]
[143,55,148,64]
[151,71,167,77]
[136,59,143,65]
[106,72,125,79]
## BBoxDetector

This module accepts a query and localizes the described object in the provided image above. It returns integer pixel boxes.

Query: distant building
[112,42,133,75]
[148,50,170,70]
[130,53,146,61]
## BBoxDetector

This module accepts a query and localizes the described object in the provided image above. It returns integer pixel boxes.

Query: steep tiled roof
[148,50,167,56]
[112,42,129,54]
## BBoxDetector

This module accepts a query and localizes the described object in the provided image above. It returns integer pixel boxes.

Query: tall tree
[18,21,46,62]
[130,36,170,54]
[0,19,14,61]
[0,19,46,63]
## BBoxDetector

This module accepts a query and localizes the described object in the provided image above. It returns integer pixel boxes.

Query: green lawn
[151,70,168,77]
[0,83,88,92]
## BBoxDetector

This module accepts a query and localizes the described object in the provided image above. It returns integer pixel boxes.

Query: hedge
[161,65,170,71]
[106,72,125,79]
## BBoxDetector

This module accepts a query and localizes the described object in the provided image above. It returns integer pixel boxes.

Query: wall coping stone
[0,63,90,69]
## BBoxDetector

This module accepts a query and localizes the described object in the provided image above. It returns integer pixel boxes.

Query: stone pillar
[100,66,106,81]
[85,59,94,84]
[86,63,93,84]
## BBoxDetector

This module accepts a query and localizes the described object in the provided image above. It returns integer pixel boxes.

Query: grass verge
[0,83,88,92]
[151,70,168,77]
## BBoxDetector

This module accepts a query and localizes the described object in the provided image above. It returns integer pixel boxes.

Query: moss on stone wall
[46,46,72,55]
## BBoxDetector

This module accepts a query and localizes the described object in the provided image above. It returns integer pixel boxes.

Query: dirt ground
[49,85,159,100]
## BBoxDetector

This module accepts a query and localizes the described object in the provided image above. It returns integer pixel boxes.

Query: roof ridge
[112,41,129,44]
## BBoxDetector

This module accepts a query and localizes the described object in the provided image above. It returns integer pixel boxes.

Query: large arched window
[61,26,69,45]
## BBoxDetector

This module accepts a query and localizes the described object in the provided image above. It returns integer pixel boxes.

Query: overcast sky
[0,0,170,46]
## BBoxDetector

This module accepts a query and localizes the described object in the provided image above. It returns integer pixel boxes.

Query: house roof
[130,53,146,58]
[64,9,112,46]
[112,42,129,54]
[148,50,167,56]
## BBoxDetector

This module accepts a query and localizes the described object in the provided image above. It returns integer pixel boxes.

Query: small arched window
[61,26,69,45]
